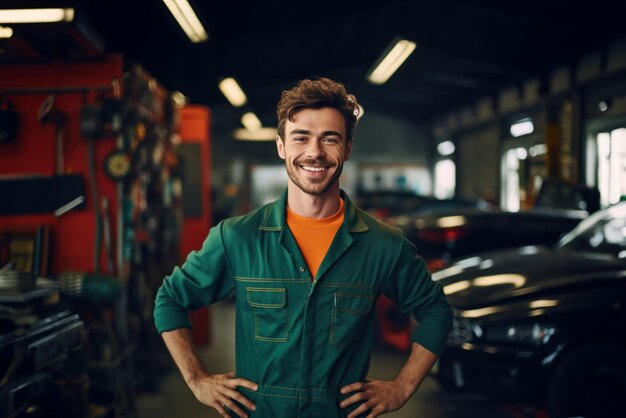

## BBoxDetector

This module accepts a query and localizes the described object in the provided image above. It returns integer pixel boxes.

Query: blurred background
[1,1,626,417]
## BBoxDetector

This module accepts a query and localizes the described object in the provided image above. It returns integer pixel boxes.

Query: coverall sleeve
[153,222,235,333]
[383,237,453,357]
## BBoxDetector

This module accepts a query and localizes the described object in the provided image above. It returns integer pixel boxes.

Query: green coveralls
[154,190,452,418]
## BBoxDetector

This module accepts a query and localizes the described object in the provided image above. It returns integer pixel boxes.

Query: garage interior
[1,1,626,418]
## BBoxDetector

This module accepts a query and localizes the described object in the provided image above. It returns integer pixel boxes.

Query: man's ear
[344,139,353,161]
[276,135,286,160]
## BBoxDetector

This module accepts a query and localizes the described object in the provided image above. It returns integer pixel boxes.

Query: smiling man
[154,77,452,418]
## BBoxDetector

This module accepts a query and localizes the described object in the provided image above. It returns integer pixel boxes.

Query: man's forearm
[161,328,258,417]
[394,342,438,398]
[162,328,209,386]
[339,341,439,416]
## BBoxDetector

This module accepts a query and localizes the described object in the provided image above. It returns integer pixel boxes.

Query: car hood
[399,206,587,228]
[432,246,626,310]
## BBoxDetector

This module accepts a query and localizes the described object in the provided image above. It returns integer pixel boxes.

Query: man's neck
[286,182,341,219]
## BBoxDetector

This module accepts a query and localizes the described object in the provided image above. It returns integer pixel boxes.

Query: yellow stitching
[246,287,286,308]
[332,292,373,345]
[250,289,289,342]
[259,205,282,231]
[246,287,287,292]
[254,314,285,342]
[317,282,373,289]
[257,393,299,399]
[250,302,284,308]
[257,385,299,391]
[236,276,308,283]
[240,386,336,399]
[240,387,298,399]
[258,385,332,392]
[255,335,288,342]
[253,305,289,342]
[336,292,373,314]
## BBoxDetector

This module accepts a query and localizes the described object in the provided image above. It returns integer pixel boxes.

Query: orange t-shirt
[286,199,345,279]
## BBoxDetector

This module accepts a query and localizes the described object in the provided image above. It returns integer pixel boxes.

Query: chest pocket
[330,292,373,346]
[246,287,288,342]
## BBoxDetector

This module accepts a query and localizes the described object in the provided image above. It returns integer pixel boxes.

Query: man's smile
[300,165,329,172]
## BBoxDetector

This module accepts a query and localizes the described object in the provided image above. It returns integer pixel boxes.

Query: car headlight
[484,323,555,345]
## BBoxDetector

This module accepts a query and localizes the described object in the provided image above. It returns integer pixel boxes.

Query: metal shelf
[0,286,57,303]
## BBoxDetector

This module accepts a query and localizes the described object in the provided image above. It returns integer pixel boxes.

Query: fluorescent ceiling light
[529,144,547,157]
[171,90,187,108]
[233,127,277,141]
[162,0,208,43]
[0,8,74,23]
[241,112,262,132]
[368,39,417,85]
[510,118,534,137]
[0,26,12,38]
[598,100,609,112]
[460,306,498,319]
[219,78,247,107]
[437,140,455,156]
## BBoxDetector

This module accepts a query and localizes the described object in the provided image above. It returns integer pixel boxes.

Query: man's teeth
[302,166,326,172]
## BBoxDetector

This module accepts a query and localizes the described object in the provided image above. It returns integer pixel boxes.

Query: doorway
[500,139,547,211]
[588,127,626,207]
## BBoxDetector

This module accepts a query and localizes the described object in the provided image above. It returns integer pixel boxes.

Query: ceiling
[2,0,626,132]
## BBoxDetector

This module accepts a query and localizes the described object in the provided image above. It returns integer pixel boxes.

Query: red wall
[177,105,212,345]
[178,105,212,257]
[0,55,123,276]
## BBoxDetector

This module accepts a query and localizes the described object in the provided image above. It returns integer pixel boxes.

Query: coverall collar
[259,189,369,233]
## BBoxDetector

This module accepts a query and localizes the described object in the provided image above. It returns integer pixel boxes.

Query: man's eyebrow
[288,129,311,136]
[288,129,343,138]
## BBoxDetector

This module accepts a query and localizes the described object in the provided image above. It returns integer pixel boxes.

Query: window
[434,159,456,199]
[597,128,626,207]
[501,149,521,211]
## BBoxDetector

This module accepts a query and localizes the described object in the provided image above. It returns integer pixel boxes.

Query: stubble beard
[286,158,344,196]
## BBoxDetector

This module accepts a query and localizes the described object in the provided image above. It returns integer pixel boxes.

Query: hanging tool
[38,95,67,175]
[101,197,114,274]
[87,133,102,274]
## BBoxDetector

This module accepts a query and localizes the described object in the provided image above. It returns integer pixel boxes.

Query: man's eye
[323,137,339,143]
[293,137,307,142]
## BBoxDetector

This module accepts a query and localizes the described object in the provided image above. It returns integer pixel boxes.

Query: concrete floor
[136,300,513,418]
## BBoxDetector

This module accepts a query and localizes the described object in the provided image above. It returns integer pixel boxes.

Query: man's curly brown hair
[276,77,360,142]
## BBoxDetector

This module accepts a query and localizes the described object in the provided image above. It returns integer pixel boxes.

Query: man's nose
[305,140,325,158]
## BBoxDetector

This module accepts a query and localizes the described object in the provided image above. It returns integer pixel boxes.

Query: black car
[376,206,587,352]
[431,202,626,418]
[389,206,587,270]
[354,189,491,221]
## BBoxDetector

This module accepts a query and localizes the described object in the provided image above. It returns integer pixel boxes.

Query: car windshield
[556,202,626,258]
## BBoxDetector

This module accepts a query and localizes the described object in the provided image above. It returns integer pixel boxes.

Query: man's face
[276,107,352,196]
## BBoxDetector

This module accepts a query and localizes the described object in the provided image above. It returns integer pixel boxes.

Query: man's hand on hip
[189,371,258,418]
[339,378,412,418]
